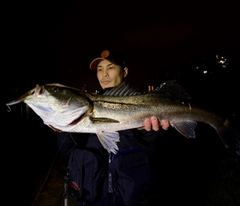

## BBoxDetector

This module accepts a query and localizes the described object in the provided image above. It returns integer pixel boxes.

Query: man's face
[96,59,127,89]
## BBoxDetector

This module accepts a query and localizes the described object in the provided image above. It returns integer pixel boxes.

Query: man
[89,49,169,131]
[57,49,170,206]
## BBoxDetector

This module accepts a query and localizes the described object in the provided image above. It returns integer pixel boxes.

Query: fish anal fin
[97,131,120,154]
[173,121,197,139]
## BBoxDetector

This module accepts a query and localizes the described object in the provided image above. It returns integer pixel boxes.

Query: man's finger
[161,119,170,130]
[151,116,160,131]
[144,118,152,131]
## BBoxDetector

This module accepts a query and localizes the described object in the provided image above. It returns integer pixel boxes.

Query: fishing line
[6,105,11,112]
[31,132,69,206]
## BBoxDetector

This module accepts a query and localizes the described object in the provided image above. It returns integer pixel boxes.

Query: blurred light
[216,54,229,68]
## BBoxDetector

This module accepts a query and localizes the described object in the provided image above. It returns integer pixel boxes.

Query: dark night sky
[3,2,240,204]
[3,0,240,94]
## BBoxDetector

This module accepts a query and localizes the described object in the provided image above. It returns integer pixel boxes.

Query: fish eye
[52,87,59,93]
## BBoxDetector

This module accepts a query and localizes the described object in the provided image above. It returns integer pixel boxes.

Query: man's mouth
[101,80,111,84]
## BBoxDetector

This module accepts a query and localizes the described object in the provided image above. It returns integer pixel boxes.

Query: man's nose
[102,70,108,76]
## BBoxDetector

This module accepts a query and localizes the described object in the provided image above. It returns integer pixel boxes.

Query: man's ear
[123,67,128,77]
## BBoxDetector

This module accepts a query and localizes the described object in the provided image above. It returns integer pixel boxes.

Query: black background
[2,0,240,205]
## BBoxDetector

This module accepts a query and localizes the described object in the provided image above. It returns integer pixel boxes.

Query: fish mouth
[6,84,44,107]
[34,84,45,96]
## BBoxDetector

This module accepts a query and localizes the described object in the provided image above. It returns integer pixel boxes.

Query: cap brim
[89,58,104,70]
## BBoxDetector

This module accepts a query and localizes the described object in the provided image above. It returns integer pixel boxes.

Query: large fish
[6,81,240,155]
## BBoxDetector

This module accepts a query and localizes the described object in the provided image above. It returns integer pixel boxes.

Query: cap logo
[101,50,110,58]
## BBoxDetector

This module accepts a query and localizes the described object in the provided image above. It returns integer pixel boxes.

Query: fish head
[7,83,92,130]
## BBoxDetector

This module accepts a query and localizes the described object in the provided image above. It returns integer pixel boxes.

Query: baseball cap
[89,49,127,70]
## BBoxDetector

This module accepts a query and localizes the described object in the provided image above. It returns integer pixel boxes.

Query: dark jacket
[57,128,163,206]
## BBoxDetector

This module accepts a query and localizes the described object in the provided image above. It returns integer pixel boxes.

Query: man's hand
[143,116,170,131]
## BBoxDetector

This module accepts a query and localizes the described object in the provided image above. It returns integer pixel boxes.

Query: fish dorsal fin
[154,80,192,100]
[102,82,142,97]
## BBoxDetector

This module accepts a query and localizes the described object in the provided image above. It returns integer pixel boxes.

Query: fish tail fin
[97,132,120,154]
[218,119,240,157]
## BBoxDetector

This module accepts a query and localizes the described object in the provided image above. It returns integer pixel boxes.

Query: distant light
[216,54,229,68]
[148,85,154,91]
[203,70,208,74]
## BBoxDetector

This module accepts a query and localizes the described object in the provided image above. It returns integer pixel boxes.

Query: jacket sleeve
[138,129,162,142]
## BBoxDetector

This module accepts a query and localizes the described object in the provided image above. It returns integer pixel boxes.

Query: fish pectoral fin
[90,117,119,124]
[97,131,120,154]
[173,121,197,139]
